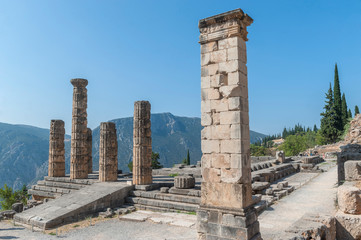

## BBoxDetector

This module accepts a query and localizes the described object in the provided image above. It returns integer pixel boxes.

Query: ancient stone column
[133,101,152,185]
[48,120,65,177]
[99,122,118,182]
[197,9,261,240]
[70,78,88,179]
[86,128,93,174]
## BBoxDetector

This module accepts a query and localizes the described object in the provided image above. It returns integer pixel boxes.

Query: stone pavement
[258,165,338,240]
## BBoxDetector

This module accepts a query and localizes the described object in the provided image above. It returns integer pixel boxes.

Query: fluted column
[99,122,118,182]
[70,78,88,179]
[48,120,65,177]
[133,101,152,185]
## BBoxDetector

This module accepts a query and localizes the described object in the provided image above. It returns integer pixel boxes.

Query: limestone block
[221,168,243,183]
[230,154,248,169]
[174,175,195,189]
[201,88,208,101]
[211,74,228,87]
[208,88,221,100]
[201,154,212,168]
[221,139,242,153]
[220,111,240,125]
[228,97,241,111]
[344,161,361,181]
[230,124,241,139]
[201,76,211,89]
[337,182,361,215]
[228,71,247,85]
[219,85,241,98]
[218,36,245,50]
[207,63,219,76]
[201,41,218,54]
[210,99,228,112]
[201,100,211,113]
[201,113,212,126]
[210,49,227,63]
[201,140,220,154]
[219,60,242,73]
[201,53,211,66]
[201,127,211,140]
[252,182,270,191]
[211,154,230,169]
[335,211,361,240]
[202,167,221,183]
[211,125,230,140]
[212,112,220,125]
[227,47,247,63]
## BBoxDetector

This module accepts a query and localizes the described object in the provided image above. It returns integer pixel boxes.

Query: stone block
[174,175,196,189]
[211,154,231,169]
[337,182,361,215]
[201,113,212,126]
[220,139,242,153]
[219,85,241,98]
[208,88,221,100]
[335,210,361,240]
[211,125,230,140]
[228,71,247,86]
[344,161,361,181]
[211,99,229,112]
[201,140,220,154]
[211,49,227,63]
[201,100,211,113]
[211,74,228,87]
[202,167,221,183]
[201,76,211,89]
[220,111,240,125]
[201,52,211,66]
[201,41,218,54]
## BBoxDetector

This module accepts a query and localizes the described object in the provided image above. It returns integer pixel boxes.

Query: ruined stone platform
[15,182,133,230]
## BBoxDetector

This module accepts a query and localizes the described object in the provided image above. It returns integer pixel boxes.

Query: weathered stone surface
[70,78,88,179]
[48,120,65,177]
[133,101,152,185]
[276,151,285,163]
[198,8,259,240]
[1,210,16,219]
[336,210,361,240]
[344,160,361,181]
[174,175,196,189]
[337,181,361,215]
[12,203,24,213]
[86,128,93,174]
[99,122,118,182]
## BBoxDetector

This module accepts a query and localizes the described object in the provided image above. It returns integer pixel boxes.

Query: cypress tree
[320,83,340,143]
[313,124,318,132]
[348,109,352,118]
[186,149,190,165]
[341,93,348,126]
[355,105,360,115]
[333,64,343,130]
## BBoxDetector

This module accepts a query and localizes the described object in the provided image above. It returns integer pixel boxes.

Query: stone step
[44,176,95,185]
[125,197,198,212]
[130,190,200,205]
[130,204,196,214]
[28,189,62,199]
[32,185,72,194]
[37,180,88,190]
[168,187,201,197]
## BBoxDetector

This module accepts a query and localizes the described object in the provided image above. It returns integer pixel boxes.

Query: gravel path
[0,217,197,240]
[258,165,338,240]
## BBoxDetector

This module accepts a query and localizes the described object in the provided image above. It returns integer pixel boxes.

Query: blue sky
[0,0,360,135]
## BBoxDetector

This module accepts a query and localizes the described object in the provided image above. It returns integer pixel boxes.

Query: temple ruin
[48,120,65,177]
[70,78,89,179]
[132,101,152,185]
[99,122,118,182]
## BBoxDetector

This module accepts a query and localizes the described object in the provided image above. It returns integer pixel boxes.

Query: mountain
[0,113,266,189]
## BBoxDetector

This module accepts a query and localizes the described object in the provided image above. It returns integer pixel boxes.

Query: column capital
[199,8,253,43]
[70,78,88,88]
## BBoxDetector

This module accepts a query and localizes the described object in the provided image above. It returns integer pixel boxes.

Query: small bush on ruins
[0,184,29,210]
[128,151,163,172]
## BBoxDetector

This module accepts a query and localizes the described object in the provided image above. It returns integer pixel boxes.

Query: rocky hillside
[0,113,266,189]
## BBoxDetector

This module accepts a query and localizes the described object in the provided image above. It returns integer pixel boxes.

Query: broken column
[99,122,118,182]
[87,128,93,174]
[197,9,261,240]
[133,101,152,185]
[70,78,88,179]
[48,120,65,177]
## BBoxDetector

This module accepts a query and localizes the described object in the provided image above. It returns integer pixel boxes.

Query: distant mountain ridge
[0,113,266,189]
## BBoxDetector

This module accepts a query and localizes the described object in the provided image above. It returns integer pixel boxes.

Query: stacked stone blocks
[48,120,65,177]
[70,78,89,179]
[198,9,261,240]
[86,128,93,174]
[133,101,152,185]
[99,122,118,182]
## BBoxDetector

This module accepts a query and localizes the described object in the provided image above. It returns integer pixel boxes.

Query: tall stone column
[48,120,65,177]
[133,101,152,185]
[70,78,88,179]
[99,122,118,182]
[197,9,262,240]
[86,128,93,174]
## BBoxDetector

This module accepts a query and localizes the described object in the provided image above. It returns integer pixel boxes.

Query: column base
[197,205,262,240]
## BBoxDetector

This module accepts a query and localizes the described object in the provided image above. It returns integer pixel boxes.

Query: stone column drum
[133,101,152,185]
[99,122,118,182]
[48,120,65,177]
[197,9,262,240]
[87,128,93,174]
[70,78,89,179]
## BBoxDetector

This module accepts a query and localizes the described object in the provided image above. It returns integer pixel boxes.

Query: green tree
[279,135,307,156]
[186,150,190,165]
[355,105,360,115]
[341,93,348,126]
[348,109,352,119]
[0,184,29,210]
[333,64,343,131]
[319,84,340,143]
[128,161,133,172]
[313,124,318,132]
[151,152,163,169]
